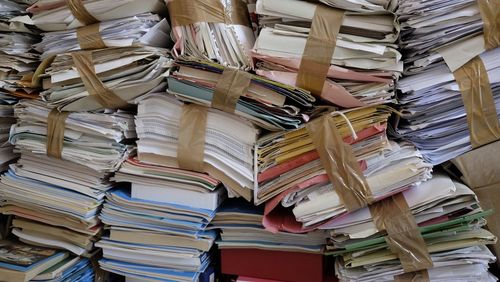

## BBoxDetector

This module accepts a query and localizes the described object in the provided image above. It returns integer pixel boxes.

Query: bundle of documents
[398,0,489,74]
[10,99,135,172]
[33,256,95,282]
[394,47,500,164]
[168,58,315,131]
[97,174,221,281]
[166,0,255,69]
[26,0,165,31]
[255,106,432,231]
[211,198,328,254]
[135,93,259,200]
[330,174,498,281]
[39,46,170,111]
[252,0,401,107]
[35,14,173,58]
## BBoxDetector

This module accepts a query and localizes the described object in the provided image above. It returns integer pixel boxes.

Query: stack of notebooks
[135,93,259,200]
[330,174,497,281]
[0,99,135,255]
[255,106,432,232]
[252,0,401,107]
[211,198,327,254]
[0,0,39,171]
[166,0,255,69]
[96,157,222,281]
[168,58,316,131]
[394,43,500,164]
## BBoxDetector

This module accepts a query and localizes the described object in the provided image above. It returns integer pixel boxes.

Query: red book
[221,249,336,282]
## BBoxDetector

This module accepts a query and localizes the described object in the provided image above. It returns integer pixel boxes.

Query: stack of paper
[135,93,259,200]
[166,0,255,69]
[252,0,401,107]
[168,58,316,131]
[393,47,500,165]
[255,106,432,231]
[211,198,328,254]
[34,14,173,58]
[0,99,135,255]
[96,163,221,282]
[38,46,170,112]
[26,0,165,31]
[330,174,497,281]
[398,0,487,75]
[0,0,40,171]
[33,256,95,282]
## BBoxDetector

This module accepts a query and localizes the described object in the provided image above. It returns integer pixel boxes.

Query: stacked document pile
[33,256,95,282]
[166,0,256,69]
[0,99,135,255]
[330,174,497,281]
[252,0,401,107]
[255,106,432,232]
[398,0,490,74]
[211,198,327,254]
[96,157,222,281]
[135,94,259,200]
[394,42,500,164]
[0,0,40,171]
[168,58,316,131]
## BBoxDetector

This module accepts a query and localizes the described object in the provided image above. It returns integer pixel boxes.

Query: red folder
[221,249,336,282]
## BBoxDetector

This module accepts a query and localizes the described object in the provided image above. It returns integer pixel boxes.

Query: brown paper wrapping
[46,108,70,159]
[369,194,433,273]
[168,0,250,27]
[77,23,106,50]
[65,0,98,25]
[212,67,252,113]
[71,51,128,109]
[478,0,500,50]
[306,115,372,211]
[394,270,430,282]
[177,104,208,172]
[296,5,344,96]
[453,56,500,148]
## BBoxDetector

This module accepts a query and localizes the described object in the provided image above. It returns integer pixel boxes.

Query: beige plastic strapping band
[32,55,55,88]
[296,5,344,96]
[77,23,106,50]
[65,0,98,26]
[453,56,500,148]
[177,104,208,172]
[71,51,128,109]
[369,194,433,273]
[46,108,70,159]
[168,0,250,27]
[478,0,500,50]
[394,270,430,282]
[306,115,372,211]
[212,68,252,113]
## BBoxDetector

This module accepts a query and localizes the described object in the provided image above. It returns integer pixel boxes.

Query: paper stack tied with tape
[394,0,500,165]
[252,0,401,108]
[0,0,39,172]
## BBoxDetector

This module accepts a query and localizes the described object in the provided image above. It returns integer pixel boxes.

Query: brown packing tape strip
[77,23,106,50]
[65,0,98,25]
[168,0,250,27]
[394,270,430,282]
[31,55,56,88]
[477,0,500,50]
[71,51,128,109]
[177,104,208,172]
[46,108,70,159]
[305,115,372,211]
[369,194,433,273]
[453,56,500,148]
[296,5,344,96]
[212,67,252,113]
